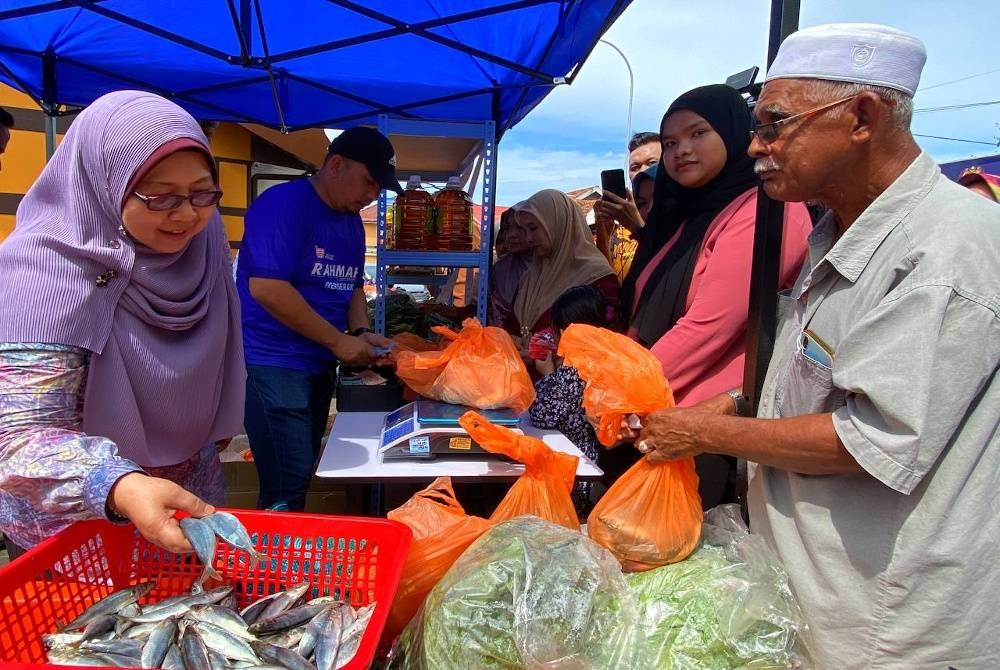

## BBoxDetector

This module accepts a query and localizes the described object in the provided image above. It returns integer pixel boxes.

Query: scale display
[378,401,521,460]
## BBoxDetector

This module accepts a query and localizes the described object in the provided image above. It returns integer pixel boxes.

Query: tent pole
[743,0,800,412]
[42,49,58,160]
[44,115,57,160]
[737,0,799,517]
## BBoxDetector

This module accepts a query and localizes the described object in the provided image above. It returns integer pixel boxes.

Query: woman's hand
[109,472,215,553]
[635,407,705,463]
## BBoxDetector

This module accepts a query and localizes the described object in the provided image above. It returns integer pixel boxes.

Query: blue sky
[493,0,1000,205]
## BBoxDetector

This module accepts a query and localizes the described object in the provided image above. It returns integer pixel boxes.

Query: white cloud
[494,144,621,205]
[495,0,1000,200]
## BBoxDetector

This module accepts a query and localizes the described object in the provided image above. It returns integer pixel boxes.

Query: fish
[162,643,184,670]
[41,632,86,649]
[59,581,156,631]
[42,574,377,670]
[240,591,284,625]
[297,604,341,659]
[46,648,114,666]
[187,603,253,640]
[80,614,117,641]
[179,517,222,588]
[249,640,316,670]
[258,582,310,622]
[333,603,374,670]
[140,618,177,669]
[248,601,331,636]
[258,626,305,650]
[79,638,143,658]
[202,511,266,568]
[207,648,231,670]
[180,625,212,670]
[312,610,343,670]
[128,600,192,623]
[190,620,260,664]
[121,622,159,640]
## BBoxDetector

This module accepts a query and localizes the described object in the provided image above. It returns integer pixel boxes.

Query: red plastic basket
[0,509,411,670]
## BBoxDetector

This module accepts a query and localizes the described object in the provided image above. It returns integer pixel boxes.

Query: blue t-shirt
[237,179,365,373]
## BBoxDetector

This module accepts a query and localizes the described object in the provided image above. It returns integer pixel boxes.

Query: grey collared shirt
[749,153,1000,669]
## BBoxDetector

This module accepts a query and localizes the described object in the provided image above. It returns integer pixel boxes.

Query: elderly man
[627,24,1000,668]
[238,126,398,512]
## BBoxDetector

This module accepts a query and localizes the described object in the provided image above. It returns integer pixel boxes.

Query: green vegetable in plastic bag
[627,504,812,669]
[388,516,641,669]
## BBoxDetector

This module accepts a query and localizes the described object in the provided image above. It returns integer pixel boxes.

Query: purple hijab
[0,90,245,467]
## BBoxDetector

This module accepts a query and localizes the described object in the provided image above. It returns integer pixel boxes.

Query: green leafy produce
[388,516,641,670]
[627,505,811,669]
[370,293,429,338]
[388,508,811,670]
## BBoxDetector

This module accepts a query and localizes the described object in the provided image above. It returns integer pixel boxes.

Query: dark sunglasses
[132,190,224,211]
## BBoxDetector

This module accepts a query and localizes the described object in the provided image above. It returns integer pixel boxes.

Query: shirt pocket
[774,335,846,417]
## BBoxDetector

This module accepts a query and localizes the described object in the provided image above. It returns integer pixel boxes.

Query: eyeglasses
[132,190,224,211]
[750,95,857,144]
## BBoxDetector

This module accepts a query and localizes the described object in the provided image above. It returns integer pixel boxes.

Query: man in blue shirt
[237,126,400,511]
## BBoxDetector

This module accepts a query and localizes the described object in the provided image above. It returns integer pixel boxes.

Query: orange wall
[0,83,254,246]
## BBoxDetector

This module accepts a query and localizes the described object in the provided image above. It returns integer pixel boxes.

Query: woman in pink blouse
[612,84,812,507]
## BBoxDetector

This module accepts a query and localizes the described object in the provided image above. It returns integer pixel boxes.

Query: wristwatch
[350,327,372,337]
[726,389,751,417]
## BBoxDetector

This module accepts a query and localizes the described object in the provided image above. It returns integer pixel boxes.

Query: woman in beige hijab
[506,189,620,341]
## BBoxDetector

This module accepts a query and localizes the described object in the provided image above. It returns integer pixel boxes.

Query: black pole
[743,0,800,412]
[42,49,57,159]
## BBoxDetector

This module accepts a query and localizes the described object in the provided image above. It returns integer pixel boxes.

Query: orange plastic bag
[587,457,703,571]
[395,318,535,412]
[459,411,580,530]
[392,332,444,353]
[383,477,492,643]
[559,324,702,570]
[558,323,674,447]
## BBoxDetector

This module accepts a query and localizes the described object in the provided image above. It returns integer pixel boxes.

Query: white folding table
[315,411,603,514]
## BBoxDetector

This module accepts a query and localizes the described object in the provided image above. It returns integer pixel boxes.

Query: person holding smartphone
[593,133,661,281]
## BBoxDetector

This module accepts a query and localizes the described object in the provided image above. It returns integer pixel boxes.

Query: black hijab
[625,84,758,346]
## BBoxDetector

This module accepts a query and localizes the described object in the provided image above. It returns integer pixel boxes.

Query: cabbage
[388,516,640,669]
[627,505,812,669]
[388,508,811,670]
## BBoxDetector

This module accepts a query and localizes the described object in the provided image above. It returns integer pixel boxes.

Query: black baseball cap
[327,126,404,195]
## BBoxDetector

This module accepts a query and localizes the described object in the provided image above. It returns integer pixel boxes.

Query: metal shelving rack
[373,115,497,334]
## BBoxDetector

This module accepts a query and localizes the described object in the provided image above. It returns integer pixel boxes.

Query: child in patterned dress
[527,285,613,518]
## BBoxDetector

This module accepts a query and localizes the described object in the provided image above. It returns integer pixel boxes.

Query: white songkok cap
[765,23,927,96]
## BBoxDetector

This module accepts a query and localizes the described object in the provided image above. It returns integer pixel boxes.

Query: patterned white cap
[765,23,927,96]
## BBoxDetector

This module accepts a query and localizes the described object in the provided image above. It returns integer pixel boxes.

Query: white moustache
[754,159,780,175]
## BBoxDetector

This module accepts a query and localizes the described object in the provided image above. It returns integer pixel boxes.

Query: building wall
[0,84,300,250]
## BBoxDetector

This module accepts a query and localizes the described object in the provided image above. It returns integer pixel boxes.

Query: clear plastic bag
[627,505,813,669]
[388,516,642,670]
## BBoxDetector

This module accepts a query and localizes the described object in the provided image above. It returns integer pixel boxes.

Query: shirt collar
[821,152,939,283]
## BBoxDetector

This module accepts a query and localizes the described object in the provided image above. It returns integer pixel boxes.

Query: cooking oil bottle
[434,176,474,251]
[393,176,434,250]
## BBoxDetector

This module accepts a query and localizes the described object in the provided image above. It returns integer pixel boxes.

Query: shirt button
[108,239,121,249]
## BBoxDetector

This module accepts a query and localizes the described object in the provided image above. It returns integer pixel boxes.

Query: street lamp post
[599,39,635,173]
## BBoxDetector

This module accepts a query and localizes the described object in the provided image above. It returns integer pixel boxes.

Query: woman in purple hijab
[0,91,245,557]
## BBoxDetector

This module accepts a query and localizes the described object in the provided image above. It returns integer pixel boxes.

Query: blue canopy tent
[0,0,629,135]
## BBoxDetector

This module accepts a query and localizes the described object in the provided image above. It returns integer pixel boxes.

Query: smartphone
[600,168,628,200]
